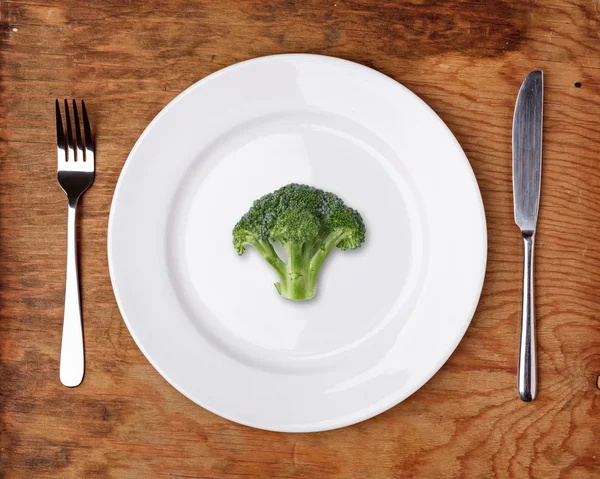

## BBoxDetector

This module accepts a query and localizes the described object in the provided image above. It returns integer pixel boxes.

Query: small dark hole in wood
[574,82,582,88]
[596,374,600,390]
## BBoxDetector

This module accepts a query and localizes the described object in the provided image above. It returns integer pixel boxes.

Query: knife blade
[513,70,543,232]
[512,70,543,402]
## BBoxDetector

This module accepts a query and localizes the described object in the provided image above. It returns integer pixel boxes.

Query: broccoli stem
[271,229,349,301]
[274,243,315,301]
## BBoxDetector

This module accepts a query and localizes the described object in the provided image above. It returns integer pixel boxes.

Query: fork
[56,99,95,387]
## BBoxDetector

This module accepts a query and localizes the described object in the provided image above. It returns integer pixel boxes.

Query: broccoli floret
[233,184,366,301]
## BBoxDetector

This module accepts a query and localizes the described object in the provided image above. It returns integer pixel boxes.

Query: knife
[512,70,543,402]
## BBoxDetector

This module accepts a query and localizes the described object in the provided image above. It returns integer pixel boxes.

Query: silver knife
[512,70,543,402]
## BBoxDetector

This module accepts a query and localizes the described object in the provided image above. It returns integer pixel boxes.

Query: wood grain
[1,0,599,477]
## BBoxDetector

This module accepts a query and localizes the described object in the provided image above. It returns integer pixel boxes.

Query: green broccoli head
[233,184,366,301]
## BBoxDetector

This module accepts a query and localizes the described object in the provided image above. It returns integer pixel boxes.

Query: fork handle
[60,200,84,387]
[518,232,536,401]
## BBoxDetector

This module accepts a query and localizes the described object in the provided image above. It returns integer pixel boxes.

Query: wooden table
[1,1,599,477]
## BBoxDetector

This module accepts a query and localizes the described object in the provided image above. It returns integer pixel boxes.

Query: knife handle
[518,232,536,401]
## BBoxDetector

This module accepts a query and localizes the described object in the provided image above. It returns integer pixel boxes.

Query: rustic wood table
[1,1,599,477]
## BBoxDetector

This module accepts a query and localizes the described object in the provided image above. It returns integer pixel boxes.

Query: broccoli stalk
[276,233,342,300]
[233,184,365,301]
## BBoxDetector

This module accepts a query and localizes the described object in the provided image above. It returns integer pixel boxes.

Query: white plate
[108,54,487,432]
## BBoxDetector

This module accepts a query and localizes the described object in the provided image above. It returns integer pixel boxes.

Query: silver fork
[56,99,95,387]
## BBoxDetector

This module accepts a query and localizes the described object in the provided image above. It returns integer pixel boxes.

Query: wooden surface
[1,0,599,477]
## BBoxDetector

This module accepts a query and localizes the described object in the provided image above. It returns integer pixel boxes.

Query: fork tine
[72,99,85,162]
[64,99,76,161]
[56,99,66,163]
[81,100,94,164]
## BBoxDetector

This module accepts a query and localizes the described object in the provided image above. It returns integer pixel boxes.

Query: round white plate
[108,54,487,432]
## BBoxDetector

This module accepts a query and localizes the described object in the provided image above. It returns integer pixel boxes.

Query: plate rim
[107,53,488,432]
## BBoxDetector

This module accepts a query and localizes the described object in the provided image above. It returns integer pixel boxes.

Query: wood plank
[1,0,599,477]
